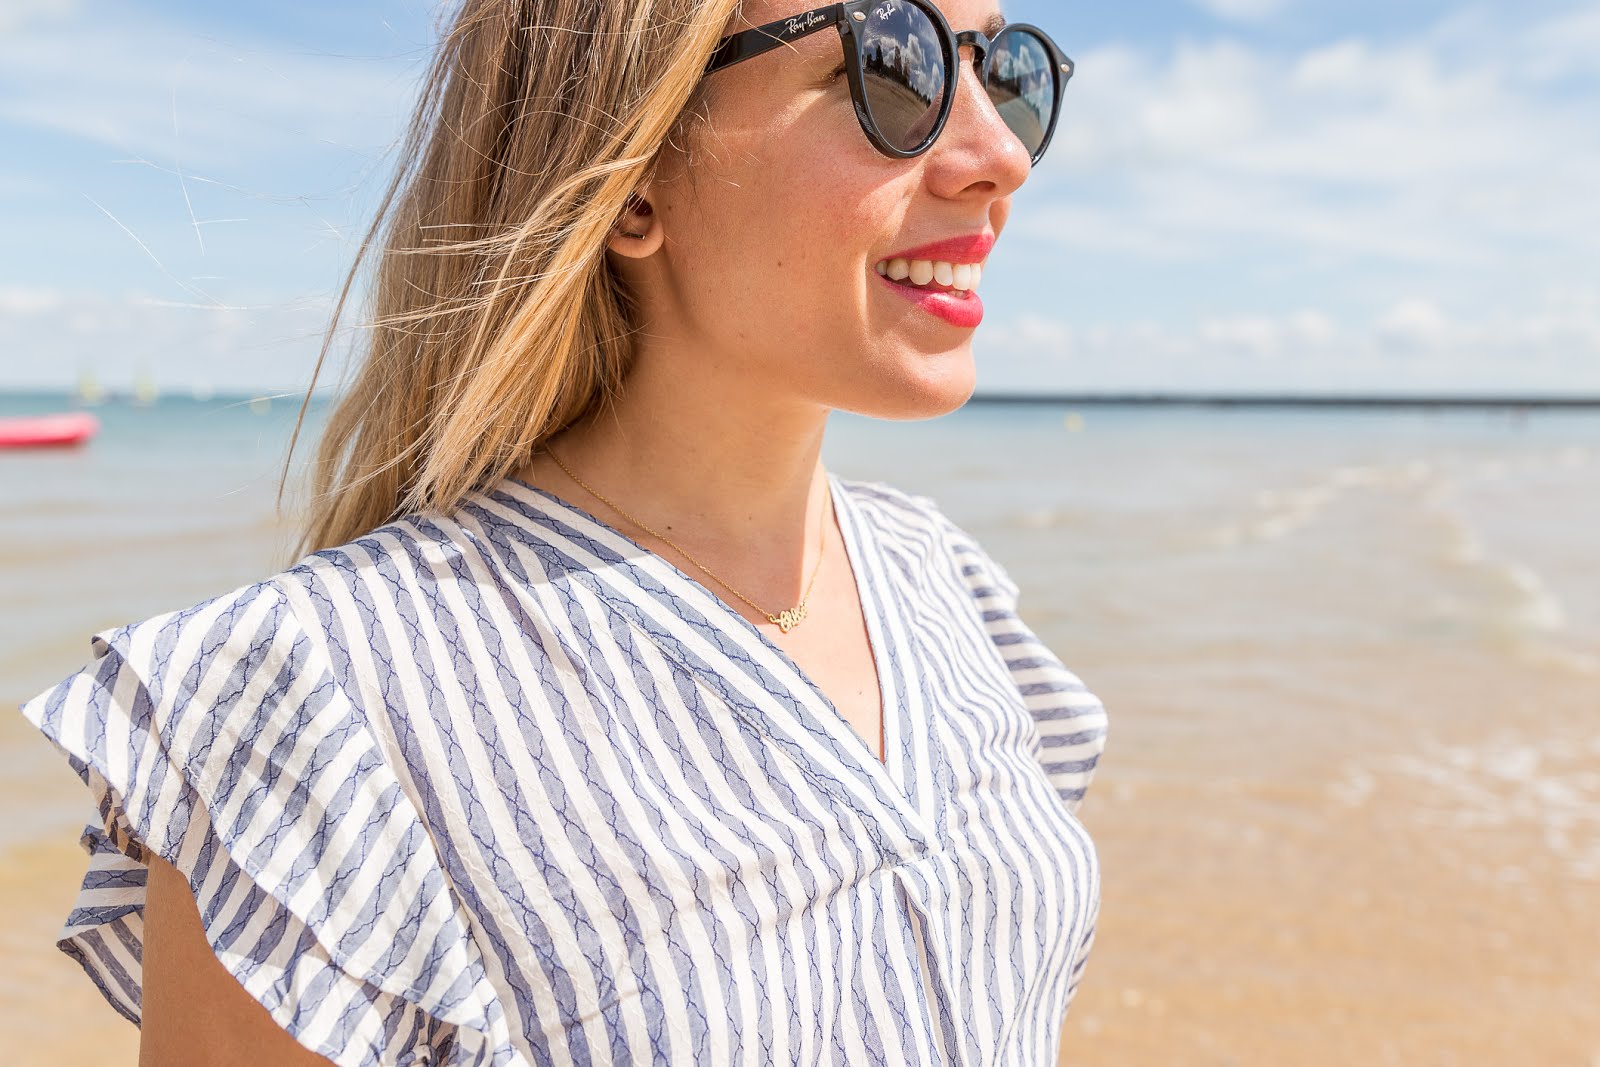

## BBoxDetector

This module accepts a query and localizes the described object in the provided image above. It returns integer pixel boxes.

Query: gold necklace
[544,448,828,634]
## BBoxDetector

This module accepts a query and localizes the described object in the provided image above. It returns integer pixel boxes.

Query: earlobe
[606,193,661,258]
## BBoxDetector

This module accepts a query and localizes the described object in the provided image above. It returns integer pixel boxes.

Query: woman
[20,0,1108,1063]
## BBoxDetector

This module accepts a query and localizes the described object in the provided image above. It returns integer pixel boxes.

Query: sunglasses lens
[987,28,1057,158]
[860,1,949,152]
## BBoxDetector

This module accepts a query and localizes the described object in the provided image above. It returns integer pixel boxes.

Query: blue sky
[2,0,1597,396]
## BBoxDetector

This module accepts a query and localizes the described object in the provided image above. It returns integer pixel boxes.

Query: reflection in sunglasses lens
[860,1,948,152]
[987,28,1055,158]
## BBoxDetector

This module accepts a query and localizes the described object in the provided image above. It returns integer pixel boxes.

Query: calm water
[4,393,1597,1063]
[6,396,1595,695]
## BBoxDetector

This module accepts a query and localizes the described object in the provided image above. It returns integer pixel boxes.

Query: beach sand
[1057,640,1599,1065]
[1,837,138,1064]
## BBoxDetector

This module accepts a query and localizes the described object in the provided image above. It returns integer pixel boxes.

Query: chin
[852,345,979,421]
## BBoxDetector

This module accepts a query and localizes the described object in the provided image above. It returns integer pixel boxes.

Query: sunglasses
[704,1,1073,165]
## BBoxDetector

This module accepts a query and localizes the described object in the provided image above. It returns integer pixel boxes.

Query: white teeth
[876,255,985,289]
[873,257,986,292]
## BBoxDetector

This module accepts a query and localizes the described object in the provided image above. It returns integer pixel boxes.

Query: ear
[605,191,663,258]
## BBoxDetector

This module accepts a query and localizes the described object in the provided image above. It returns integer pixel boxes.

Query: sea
[2,392,1597,1065]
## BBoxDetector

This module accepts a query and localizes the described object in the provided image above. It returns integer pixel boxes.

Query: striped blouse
[20,472,1109,1066]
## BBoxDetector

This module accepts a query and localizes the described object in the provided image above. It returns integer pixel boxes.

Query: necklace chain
[543,448,828,634]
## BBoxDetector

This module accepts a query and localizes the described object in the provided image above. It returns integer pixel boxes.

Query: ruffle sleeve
[918,495,1111,817]
[18,579,500,1066]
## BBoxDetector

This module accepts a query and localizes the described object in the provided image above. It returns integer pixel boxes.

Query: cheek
[688,86,885,268]
[670,96,910,349]
[688,154,885,307]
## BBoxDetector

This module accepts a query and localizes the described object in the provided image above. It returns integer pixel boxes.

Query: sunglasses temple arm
[704,4,848,74]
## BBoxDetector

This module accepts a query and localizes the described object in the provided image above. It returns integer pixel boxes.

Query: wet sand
[1057,639,1599,1065]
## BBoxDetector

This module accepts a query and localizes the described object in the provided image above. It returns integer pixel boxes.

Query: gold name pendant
[771,605,808,633]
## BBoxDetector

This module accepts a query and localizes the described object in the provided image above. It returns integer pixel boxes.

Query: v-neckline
[491,469,899,774]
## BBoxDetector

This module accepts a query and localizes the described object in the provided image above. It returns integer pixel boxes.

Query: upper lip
[877,232,996,265]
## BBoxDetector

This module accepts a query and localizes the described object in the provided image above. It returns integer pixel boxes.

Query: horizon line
[3,388,1600,409]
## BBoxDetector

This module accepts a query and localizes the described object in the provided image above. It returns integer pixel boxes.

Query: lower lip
[874,271,984,329]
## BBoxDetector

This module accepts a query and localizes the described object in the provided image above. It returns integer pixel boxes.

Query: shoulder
[29,576,313,750]
[833,473,953,551]
[19,523,504,1063]
[839,474,1107,814]
[836,474,1019,602]
[18,505,513,918]
[279,502,498,600]
[34,510,472,719]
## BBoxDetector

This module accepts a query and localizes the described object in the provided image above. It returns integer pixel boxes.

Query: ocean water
[9,396,1592,698]
[3,392,1597,1064]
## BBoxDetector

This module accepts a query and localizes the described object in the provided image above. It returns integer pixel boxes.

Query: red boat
[0,412,100,448]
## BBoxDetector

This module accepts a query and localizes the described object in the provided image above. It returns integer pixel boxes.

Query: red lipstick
[879,232,996,265]
[873,231,993,329]
[874,272,985,328]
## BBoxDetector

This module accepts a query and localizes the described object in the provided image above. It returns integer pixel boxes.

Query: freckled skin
[519,0,1038,609]
[609,0,1032,421]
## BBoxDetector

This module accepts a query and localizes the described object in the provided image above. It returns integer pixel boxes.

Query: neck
[514,352,837,600]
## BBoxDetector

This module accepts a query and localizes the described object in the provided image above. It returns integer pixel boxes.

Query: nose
[922,41,1032,198]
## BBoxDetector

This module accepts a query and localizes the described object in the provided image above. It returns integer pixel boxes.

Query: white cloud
[0,8,416,169]
[0,286,342,393]
[978,289,1600,395]
[1376,298,1451,353]
[1517,5,1600,80]
[0,6,418,385]
[1199,314,1285,359]
[0,286,66,316]
[985,4,1600,395]
[0,0,79,33]
[1136,41,1264,152]
[1039,9,1600,272]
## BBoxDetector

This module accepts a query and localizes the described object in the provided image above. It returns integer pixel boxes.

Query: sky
[1,0,1597,397]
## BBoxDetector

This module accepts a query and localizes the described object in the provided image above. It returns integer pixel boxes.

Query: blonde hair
[285,0,744,557]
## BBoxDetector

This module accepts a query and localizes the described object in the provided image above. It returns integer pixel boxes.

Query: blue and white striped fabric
[20,473,1109,1066]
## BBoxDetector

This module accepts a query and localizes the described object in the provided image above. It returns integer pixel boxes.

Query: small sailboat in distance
[0,412,100,449]
[74,370,107,406]
[133,371,160,407]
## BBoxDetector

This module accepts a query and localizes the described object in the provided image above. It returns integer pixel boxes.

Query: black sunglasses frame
[704,1,1073,165]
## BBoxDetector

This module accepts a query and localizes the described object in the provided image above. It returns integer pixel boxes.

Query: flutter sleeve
[17,579,498,1066]
[918,495,1111,817]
